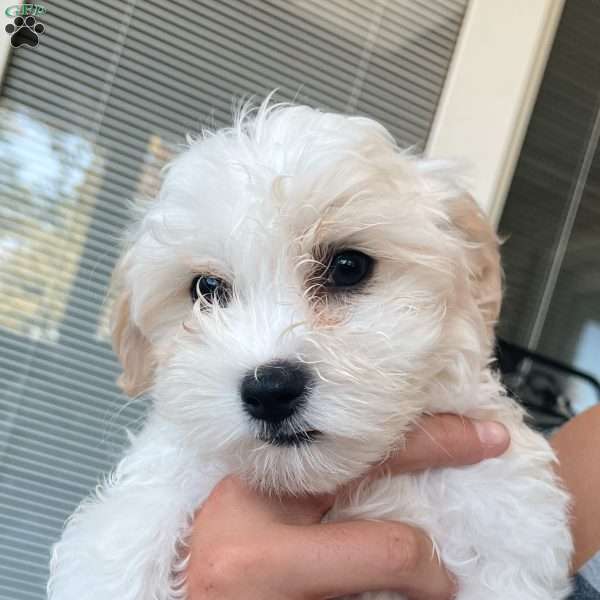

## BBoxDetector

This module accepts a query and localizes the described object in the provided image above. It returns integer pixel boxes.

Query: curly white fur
[48,100,573,600]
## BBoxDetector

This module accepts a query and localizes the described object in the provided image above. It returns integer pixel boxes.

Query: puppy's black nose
[241,360,310,423]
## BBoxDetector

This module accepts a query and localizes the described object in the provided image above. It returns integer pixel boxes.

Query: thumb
[382,414,510,474]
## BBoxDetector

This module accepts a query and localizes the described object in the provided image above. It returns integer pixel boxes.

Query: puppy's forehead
[151,109,426,268]
[160,117,413,236]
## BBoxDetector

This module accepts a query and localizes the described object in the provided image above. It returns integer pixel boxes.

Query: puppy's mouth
[258,428,322,447]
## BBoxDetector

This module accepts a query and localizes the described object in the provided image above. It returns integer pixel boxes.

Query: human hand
[185,414,510,600]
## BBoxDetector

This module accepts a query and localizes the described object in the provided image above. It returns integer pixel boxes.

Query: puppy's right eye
[190,275,231,307]
[325,250,373,289]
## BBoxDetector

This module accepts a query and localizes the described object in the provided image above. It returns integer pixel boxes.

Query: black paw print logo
[5,15,45,48]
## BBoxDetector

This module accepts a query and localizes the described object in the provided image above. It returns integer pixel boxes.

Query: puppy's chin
[257,428,322,447]
[227,433,385,496]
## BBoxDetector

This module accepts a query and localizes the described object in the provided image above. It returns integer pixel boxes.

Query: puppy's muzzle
[241,360,311,424]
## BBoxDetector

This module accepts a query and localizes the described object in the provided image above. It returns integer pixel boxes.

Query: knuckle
[435,415,476,465]
[383,524,421,575]
[214,475,240,496]
[437,415,461,445]
[188,544,255,597]
[207,476,241,505]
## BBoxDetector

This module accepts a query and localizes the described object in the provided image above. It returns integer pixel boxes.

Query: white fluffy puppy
[49,102,573,600]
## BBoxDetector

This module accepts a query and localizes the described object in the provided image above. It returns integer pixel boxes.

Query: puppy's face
[112,106,501,494]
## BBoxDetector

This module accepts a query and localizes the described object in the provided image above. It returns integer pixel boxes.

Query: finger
[383,414,510,474]
[281,520,456,599]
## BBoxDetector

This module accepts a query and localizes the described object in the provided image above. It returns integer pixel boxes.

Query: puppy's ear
[110,259,155,397]
[449,194,502,337]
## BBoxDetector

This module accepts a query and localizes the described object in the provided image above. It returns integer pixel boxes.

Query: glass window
[0,2,467,598]
[498,0,600,415]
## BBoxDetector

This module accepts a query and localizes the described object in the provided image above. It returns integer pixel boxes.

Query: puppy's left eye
[326,250,373,288]
[190,275,231,306]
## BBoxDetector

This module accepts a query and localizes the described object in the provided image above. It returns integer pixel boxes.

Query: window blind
[0,1,467,598]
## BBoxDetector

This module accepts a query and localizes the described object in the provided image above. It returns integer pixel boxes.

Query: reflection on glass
[0,108,98,341]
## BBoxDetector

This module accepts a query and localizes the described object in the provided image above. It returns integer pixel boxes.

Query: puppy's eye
[326,250,373,288]
[190,275,231,306]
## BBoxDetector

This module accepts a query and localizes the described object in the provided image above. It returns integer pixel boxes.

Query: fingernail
[474,421,509,448]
